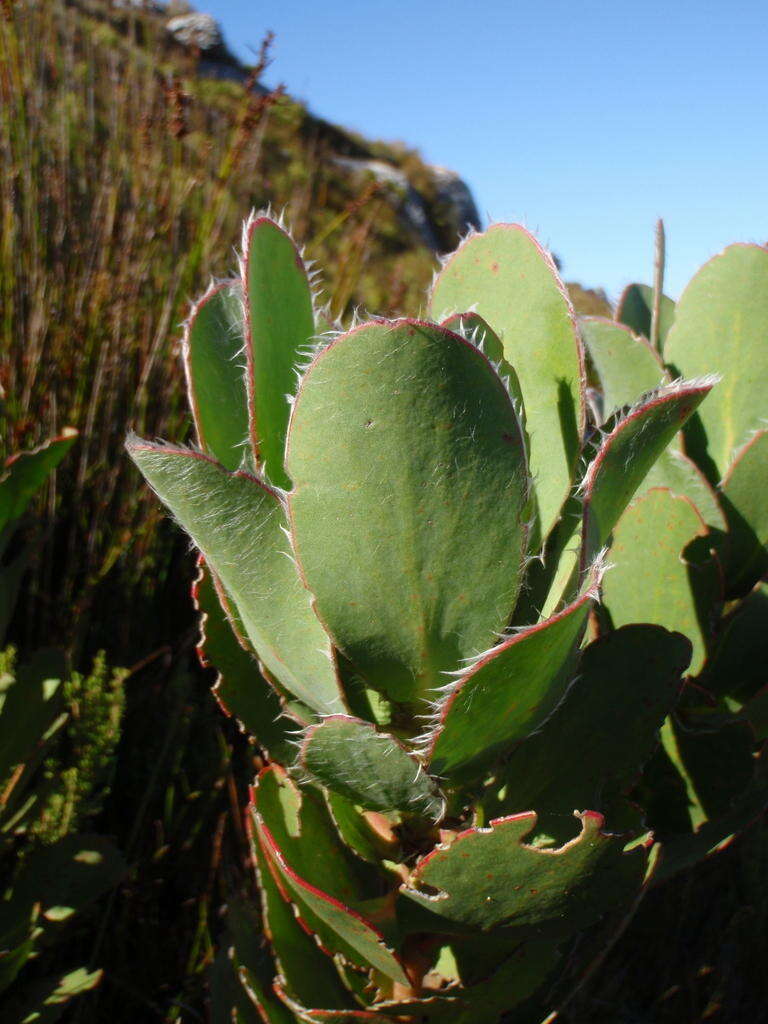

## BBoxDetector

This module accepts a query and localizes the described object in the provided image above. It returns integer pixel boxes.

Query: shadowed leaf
[721,429,768,594]
[486,626,690,836]
[616,283,675,352]
[602,489,719,675]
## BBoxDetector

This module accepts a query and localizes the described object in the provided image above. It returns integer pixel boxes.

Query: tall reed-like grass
[0,0,436,659]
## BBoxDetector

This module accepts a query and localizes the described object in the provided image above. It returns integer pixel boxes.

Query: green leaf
[721,429,768,594]
[253,767,392,908]
[580,379,715,568]
[127,442,343,715]
[643,448,727,534]
[276,938,561,1023]
[664,243,768,478]
[0,967,102,1024]
[426,563,601,785]
[602,489,719,675]
[225,897,307,1024]
[2,834,124,926]
[209,945,265,1024]
[486,626,690,836]
[616,283,676,352]
[325,791,398,865]
[653,749,768,884]
[252,832,354,1012]
[0,905,37,995]
[700,583,768,701]
[0,430,77,542]
[242,216,316,490]
[0,649,64,787]
[253,767,408,984]
[286,320,529,704]
[403,810,645,934]
[183,282,249,471]
[193,562,295,760]
[300,715,444,820]
[257,826,407,986]
[429,224,584,538]
[580,317,666,419]
[439,312,527,424]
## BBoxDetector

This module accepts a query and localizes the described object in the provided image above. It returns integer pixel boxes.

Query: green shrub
[126,213,768,1021]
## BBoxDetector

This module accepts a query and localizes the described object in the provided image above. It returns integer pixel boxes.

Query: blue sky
[205,0,767,302]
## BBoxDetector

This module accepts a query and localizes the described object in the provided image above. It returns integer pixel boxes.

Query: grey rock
[430,165,481,237]
[332,156,481,253]
[332,156,439,251]
[166,12,222,51]
[112,0,164,10]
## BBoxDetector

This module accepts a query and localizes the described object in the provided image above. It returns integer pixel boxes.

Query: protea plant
[126,213,763,1022]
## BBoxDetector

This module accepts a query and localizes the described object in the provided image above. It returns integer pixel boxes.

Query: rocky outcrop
[165,12,221,49]
[164,9,249,81]
[332,157,439,250]
[98,0,483,253]
[430,166,481,241]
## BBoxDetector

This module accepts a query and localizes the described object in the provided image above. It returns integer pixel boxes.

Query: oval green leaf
[286,319,529,705]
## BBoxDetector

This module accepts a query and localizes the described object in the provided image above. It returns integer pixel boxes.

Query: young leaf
[300,716,444,821]
[580,378,715,570]
[242,216,316,489]
[183,282,249,472]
